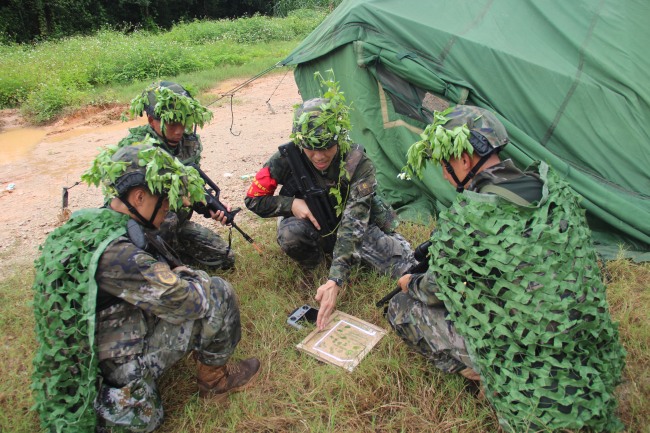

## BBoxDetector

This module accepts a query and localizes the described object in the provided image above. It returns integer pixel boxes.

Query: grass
[0,8,326,123]
[1,218,648,433]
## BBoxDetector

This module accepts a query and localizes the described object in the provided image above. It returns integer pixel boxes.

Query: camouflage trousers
[386,292,474,374]
[94,277,241,432]
[277,216,416,278]
[160,211,235,271]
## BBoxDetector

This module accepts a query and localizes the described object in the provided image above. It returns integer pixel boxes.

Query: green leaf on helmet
[398,107,473,180]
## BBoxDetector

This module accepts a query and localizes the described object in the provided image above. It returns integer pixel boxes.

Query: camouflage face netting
[429,161,625,432]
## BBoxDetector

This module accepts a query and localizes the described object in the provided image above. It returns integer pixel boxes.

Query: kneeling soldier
[32,142,260,432]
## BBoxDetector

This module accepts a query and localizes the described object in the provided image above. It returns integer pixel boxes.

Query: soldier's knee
[209,277,239,309]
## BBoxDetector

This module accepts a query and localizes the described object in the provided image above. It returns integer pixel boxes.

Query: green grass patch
[2,219,648,432]
[0,9,325,123]
[0,266,39,433]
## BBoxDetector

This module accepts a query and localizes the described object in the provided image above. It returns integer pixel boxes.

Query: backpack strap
[343,144,364,178]
[479,184,532,206]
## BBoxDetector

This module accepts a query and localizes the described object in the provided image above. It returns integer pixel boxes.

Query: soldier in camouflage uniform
[387,106,625,432]
[245,96,416,330]
[388,105,543,377]
[32,143,260,432]
[118,81,235,271]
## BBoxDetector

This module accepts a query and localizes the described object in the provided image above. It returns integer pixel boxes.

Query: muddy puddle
[0,119,142,164]
[0,128,47,164]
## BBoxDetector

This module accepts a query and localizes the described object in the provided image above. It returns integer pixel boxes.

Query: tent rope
[205,62,289,136]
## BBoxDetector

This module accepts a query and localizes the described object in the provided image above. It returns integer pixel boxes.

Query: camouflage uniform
[93,220,241,432]
[245,145,416,284]
[117,125,235,271]
[387,160,543,373]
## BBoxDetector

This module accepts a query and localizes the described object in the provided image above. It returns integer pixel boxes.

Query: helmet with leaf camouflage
[81,139,206,211]
[444,105,509,157]
[126,81,213,132]
[290,71,353,154]
[291,97,342,150]
[400,105,509,181]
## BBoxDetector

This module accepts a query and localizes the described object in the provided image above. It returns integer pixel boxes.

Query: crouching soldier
[245,74,416,330]
[32,142,260,432]
[119,81,235,271]
[388,105,625,432]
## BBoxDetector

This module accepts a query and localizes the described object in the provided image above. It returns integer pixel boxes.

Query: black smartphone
[287,304,319,329]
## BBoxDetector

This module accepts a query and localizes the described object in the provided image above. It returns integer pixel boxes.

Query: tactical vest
[279,144,397,233]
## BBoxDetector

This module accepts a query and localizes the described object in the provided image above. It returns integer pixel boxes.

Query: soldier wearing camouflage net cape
[245,72,416,330]
[118,81,235,271]
[388,105,625,432]
[32,143,260,432]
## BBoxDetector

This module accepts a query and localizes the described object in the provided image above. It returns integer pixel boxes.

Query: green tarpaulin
[281,0,650,261]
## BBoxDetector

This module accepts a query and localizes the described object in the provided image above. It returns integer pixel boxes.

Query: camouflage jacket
[408,159,543,303]
[245,145,382,284]
[32,207,214,431]
[117,124,203,166]
[95,222,212,361]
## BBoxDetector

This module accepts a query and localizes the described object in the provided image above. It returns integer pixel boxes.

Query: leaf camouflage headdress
[81,138,206,210]
[125,81,213,133]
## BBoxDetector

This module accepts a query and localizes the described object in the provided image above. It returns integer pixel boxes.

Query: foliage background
[0,8,327,123]
[0,0,341,44]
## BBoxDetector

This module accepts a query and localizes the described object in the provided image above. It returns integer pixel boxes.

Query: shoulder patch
[356,181,374,197]
[149,262,179,286]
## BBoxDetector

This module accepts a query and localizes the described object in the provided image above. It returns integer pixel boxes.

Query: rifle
[188,163,261,254]
[375,240,432,308]
[278,142,339,251]
[127,218,183,269]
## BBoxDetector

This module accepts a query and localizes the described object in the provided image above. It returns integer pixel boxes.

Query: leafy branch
[81,138,206,210]
[398,107,472,181]
[123,83,214,133]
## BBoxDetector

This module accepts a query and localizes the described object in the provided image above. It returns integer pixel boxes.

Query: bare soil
[0,73,299,274]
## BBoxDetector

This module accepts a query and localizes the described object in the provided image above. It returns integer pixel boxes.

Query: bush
[0,76,31,108]
[273,0,342,17]
[0,11,328,122]
[21,81,83,123]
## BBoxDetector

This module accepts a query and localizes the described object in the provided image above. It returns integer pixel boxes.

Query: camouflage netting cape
[32,208,129,432]
[429,162,625,432]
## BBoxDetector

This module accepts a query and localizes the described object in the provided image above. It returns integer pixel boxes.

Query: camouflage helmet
[145,81,191,116]
[128,81,213,131]
[291,97,347,150]
[444,105,509,156]
[110,144,154,197]
[81,140,206,211]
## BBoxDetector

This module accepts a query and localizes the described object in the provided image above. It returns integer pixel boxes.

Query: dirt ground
[0,72,300,273]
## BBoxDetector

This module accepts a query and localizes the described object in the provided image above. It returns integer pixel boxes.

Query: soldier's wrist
[328,277,343,287]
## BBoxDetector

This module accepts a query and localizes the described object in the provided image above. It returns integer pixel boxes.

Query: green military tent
[280,0,650,261]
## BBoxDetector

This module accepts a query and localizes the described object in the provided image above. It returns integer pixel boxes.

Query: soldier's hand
[291,198,320,230]
[315,279,339,330]
[398,274,411,293]
[210,204,231,226]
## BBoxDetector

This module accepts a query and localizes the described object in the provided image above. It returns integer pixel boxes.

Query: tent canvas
[281,0,650,260]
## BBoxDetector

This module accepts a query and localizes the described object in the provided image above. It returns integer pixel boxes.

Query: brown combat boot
[458,367,481,382]
[458,367,486,400]
[197,358,261,401]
